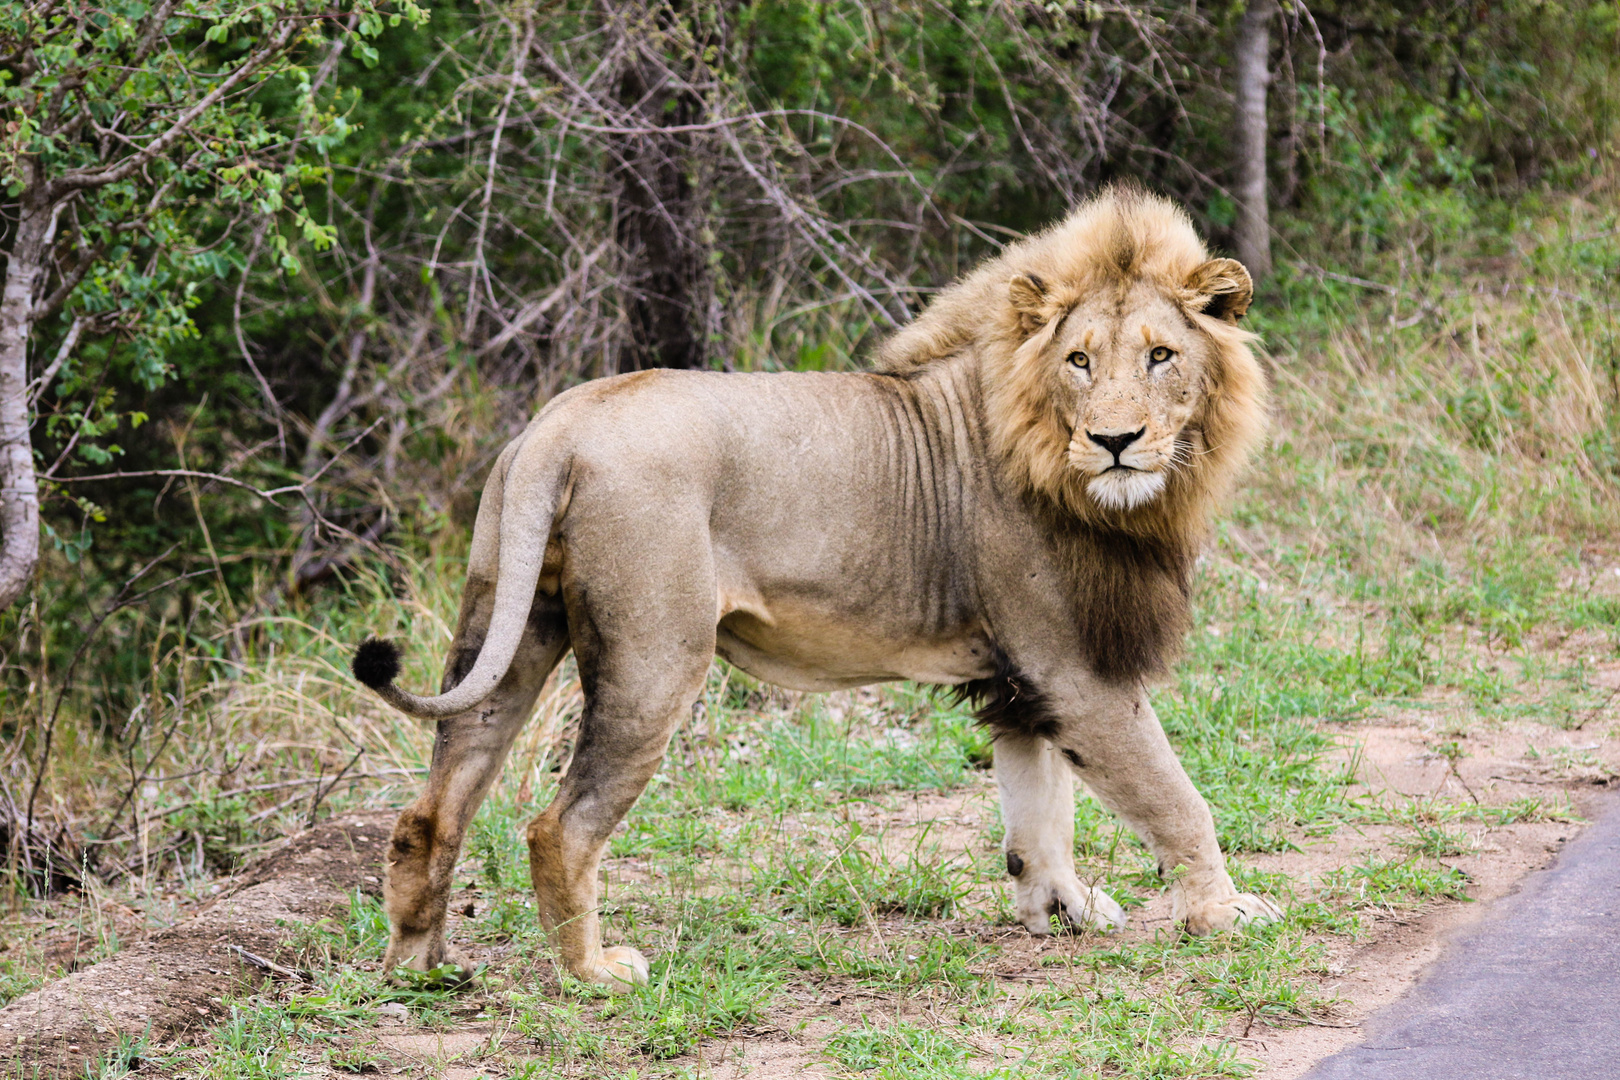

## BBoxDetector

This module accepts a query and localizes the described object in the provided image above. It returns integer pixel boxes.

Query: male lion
[353,186,1280,989]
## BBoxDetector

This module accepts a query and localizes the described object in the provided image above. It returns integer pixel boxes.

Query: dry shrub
[1251,195,1620,596]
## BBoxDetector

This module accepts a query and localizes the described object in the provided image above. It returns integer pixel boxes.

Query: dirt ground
[1241,718,1616,1078]
[3,712,1615,1079]
[0,812,395,1078]
[359,717,1618,1079]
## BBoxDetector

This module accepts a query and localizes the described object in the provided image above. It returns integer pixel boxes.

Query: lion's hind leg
[527,537,717,991]
[525,664,712,990]
[382,599,569,979]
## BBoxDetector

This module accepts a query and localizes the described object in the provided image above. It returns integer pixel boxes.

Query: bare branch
[232,221,288,456]
[25,315,84,407]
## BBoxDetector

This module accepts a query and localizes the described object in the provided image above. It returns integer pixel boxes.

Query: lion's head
[879,187,1269,546]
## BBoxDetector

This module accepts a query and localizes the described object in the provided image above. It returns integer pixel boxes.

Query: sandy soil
[1238,719,1618,1077]
[4,709,1616,1079]
[371,714,1619,1080]
[0,811,394,1078]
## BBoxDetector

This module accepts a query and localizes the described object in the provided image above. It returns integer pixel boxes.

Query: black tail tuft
[353,638,402,690]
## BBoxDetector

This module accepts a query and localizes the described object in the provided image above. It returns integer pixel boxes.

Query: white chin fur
[1087,470,1166,510]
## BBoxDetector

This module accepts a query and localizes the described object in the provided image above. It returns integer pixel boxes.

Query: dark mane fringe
[1065,524,1192,683]
[949,647,1061,740]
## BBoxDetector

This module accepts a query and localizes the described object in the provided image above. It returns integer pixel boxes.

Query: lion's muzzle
[1086,427,1146,465]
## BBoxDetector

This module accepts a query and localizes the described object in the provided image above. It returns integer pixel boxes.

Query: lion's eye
[1149,345,1174,365]
[1067,351,1089,369]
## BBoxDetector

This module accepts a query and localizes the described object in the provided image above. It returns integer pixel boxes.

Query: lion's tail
[351,430,565,720]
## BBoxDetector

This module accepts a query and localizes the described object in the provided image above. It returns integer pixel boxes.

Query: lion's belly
[714,610,996,692]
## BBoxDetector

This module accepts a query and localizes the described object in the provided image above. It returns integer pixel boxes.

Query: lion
[352,186,1280,990]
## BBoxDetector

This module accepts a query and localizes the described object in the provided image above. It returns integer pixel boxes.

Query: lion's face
[1004,256,1255,515]
[1052,285,1212,510]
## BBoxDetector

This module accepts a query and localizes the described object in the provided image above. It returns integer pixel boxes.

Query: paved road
[1302,791,1620,1080]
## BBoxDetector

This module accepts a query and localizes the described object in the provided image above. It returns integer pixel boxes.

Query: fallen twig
[1271,1016,1363,1030]
[226,943,312,982]
[306,746,365,827]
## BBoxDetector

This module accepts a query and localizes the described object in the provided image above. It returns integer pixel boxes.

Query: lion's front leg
[996,732,1126,934]
[1058,688,1280,935]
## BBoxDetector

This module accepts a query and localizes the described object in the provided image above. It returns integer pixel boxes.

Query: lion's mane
[881,187,1269,684]
[879,186,1269,553]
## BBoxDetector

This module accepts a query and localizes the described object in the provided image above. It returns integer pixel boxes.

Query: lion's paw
[383,936,474,986]
[1017,874,1126,935]
[1179,892,1282,936]
[586,946,650,991]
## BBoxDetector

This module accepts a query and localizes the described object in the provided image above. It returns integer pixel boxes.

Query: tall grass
[1252,185,1620,637]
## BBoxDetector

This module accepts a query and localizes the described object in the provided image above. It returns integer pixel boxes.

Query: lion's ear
[1184,258,1253,323]
[1008,273,1050,329]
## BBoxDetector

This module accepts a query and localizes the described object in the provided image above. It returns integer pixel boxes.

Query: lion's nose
[1087,428,1145,464]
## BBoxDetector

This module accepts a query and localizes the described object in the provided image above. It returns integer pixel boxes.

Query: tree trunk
[0,191,52,612]
[1232,0,1274,280]
[613,5,709,371]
